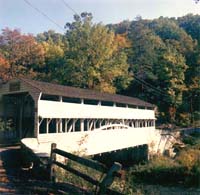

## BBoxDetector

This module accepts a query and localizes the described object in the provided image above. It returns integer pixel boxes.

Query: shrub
[182,135,196,145]
[176,148,200,171]
[0,118,4,131]
[127,153,200,187]
[128,156,182,185]
[177,113,191,127]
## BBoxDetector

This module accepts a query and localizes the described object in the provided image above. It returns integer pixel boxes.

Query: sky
[0,0,199,35]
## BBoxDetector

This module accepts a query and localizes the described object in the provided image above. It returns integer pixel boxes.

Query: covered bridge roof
[18,78,154,108]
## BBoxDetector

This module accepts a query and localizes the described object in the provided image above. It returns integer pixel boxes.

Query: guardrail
[49,143,123,195]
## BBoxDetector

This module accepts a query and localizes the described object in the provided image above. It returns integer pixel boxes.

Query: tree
[0,53,10,81]
[35,30,68,81]
[178,14,200,43]
[114,18,190,122]
[41,40,65,81]
[155,46,188,121]
[128,20,164,80]
[177,14,200,121]
[59,13,131,93]
[107,20,131,34]
[36,30,66,45]
[0,28,45,78]
[149,17,195,56]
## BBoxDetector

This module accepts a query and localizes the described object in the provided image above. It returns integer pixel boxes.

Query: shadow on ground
[0,145,91,194]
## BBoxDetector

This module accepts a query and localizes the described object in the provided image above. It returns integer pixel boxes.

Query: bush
[0,118,4,131]
[182,135,196,145]
[127,153,200,187]
[123,132,200,189]
[176,148,200,171]
[0,118,13,131]
[129,156,182,185]
[177,113,191,127]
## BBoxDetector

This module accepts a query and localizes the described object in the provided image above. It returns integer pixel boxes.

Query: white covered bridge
[0,78,158,158]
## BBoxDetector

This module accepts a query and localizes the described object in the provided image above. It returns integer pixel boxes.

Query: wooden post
[98,162,122,195]
[87,120,89,131]
[56,119,59,133]
[49,143,57,182]
[80,119,84,131]
[153,119,155,127]
[72,119,75,132]
[3,96,7,136]
[19,98,23,139]
[46,119,49,133]
[59,119,62,133]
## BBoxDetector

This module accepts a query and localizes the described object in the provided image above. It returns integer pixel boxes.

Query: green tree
[36,30,67,48]
[149,17,195,55]
[123,20,165,105]
[114,18,190,123]
[128,20,164,80]
[155,46,188,121]
[177,14,200,123]
[40,40,65,81]
[178,14,200,43]
[36,30,67,81]
[59,13,131,93]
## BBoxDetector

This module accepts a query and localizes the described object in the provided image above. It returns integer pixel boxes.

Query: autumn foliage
[0,28,45,80]
[0,13,199,125]
[0,54,10,81]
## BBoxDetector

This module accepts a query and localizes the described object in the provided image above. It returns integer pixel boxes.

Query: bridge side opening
[38,117,155,134]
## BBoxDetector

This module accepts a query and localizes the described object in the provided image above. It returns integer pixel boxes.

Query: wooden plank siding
[0,79,29,96]
[0,77,156,140]
[0,99,3,117]
[0,78,41,138]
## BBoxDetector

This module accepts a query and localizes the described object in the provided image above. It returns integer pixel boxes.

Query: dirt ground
[1,145,199,195]
[0,145,90,194]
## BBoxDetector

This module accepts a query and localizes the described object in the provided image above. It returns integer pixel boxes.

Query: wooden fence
[49,143,123,195]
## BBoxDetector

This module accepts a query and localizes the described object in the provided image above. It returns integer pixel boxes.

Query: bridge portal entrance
[0,93,35,144]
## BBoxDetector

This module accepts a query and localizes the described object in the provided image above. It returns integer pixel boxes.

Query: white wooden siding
[22,127,155,156]
[38,100,155,120]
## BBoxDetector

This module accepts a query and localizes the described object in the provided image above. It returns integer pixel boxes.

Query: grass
[53,131,200,194]
[54,158,106,193]
[125,131,200,190]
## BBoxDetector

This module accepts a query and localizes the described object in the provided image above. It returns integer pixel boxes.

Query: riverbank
[115,131,200,194]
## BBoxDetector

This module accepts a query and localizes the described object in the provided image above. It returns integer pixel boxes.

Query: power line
[133,77,161,96]
[61,0,102,27]
[23,0,65,32]
[134,79,171,104]
[133,75,169,97]
[61,0,78,15]
[134,74,167,95]
[132,76,172,104]
[61,0,94,30]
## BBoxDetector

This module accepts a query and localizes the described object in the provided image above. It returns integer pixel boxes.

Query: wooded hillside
[0,13,199,126]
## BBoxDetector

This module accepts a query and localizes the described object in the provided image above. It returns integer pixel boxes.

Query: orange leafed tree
[115,33,131,50]
[0,54,10,81]
[0,28,45,80]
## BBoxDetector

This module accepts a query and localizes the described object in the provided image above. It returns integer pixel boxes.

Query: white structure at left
[0,78,157,157]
